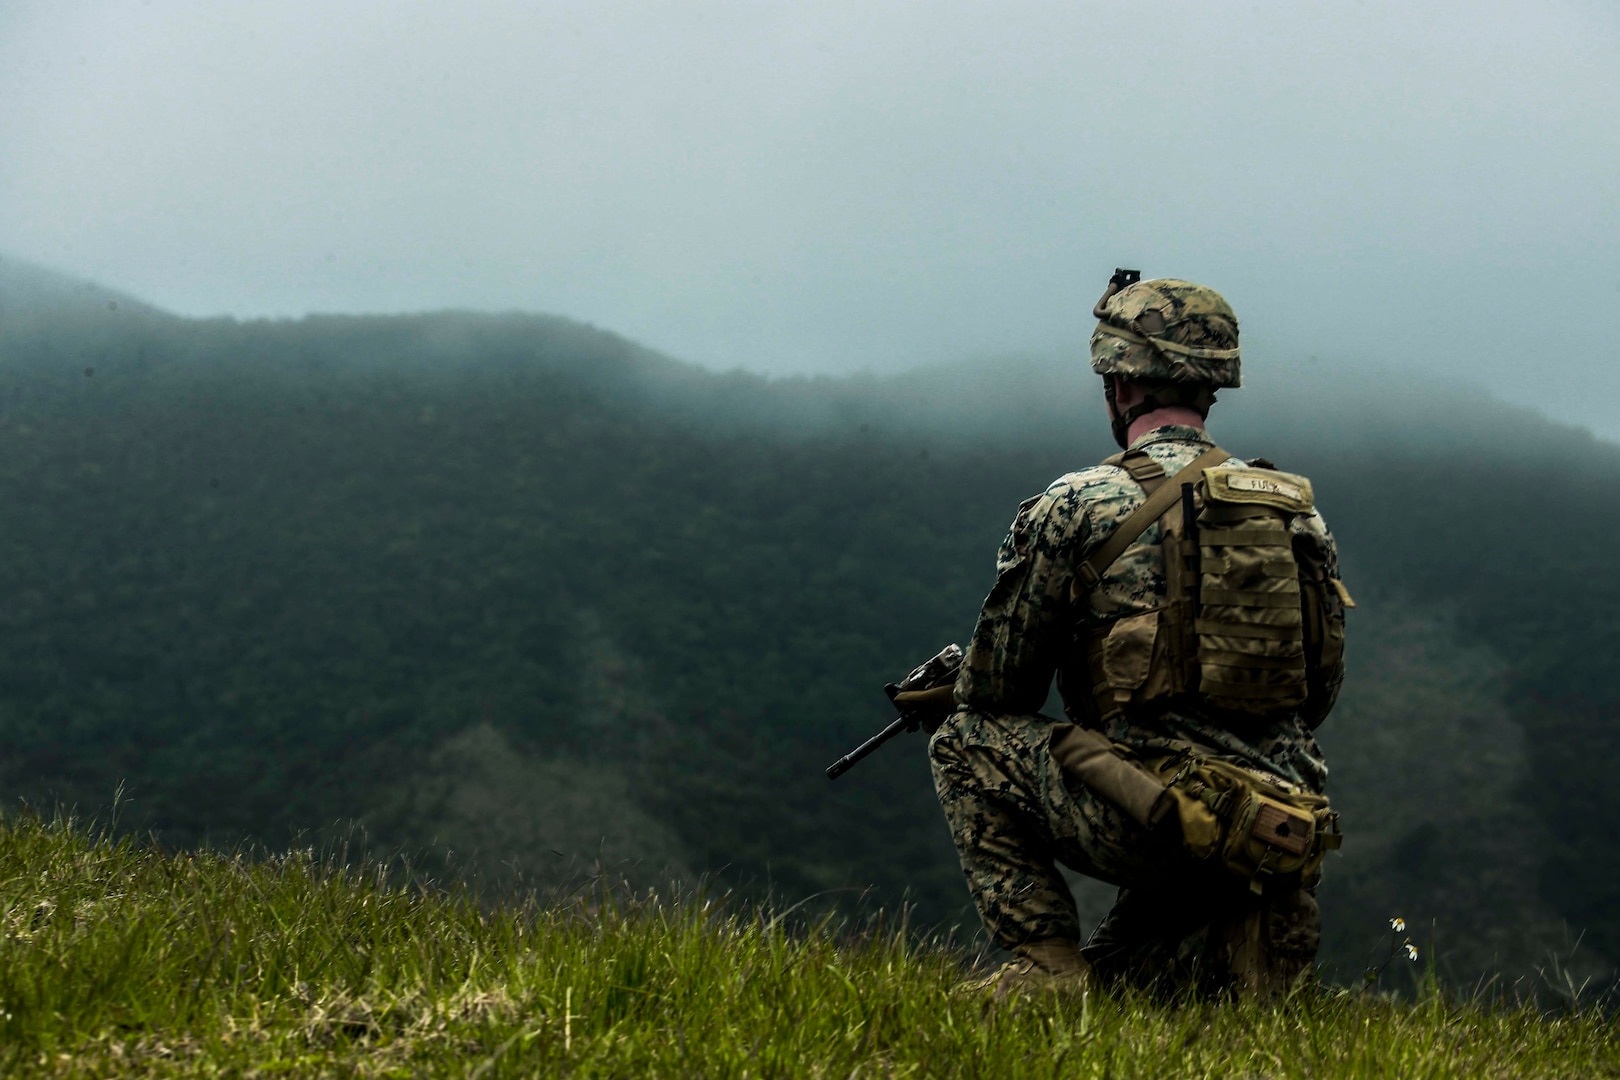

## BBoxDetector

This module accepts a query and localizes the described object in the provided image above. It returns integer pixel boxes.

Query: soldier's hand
[891,684,957,732]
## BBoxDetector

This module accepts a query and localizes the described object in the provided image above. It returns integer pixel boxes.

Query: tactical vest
[1074,446,1350,728]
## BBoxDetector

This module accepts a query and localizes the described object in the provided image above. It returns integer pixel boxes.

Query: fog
[2,1,1617,438]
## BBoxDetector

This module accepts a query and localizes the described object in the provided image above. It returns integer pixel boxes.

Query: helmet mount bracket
[1093,267,1142,320]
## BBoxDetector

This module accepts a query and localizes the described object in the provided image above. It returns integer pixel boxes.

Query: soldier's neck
[1126,407,1207,446]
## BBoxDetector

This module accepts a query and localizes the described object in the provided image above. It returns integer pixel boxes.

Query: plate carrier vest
[1073,446,1350,729]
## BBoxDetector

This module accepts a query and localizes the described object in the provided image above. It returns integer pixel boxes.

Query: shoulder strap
[1105,448,1170,493]
[1077,446,1232,590]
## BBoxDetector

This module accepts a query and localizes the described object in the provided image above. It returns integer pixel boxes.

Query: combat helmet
[1089,271,1241,447]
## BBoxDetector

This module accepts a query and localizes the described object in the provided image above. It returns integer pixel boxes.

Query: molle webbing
[1195,497,1307,712]
[1077,446,1233,590]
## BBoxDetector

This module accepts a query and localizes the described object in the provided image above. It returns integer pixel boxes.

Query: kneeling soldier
[932,273,1352,1000]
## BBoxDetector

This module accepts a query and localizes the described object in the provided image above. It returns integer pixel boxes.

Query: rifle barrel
[825,713,915,780]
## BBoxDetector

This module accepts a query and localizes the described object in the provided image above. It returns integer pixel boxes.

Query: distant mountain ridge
[6,253,1611,461]
[0,255,163,318]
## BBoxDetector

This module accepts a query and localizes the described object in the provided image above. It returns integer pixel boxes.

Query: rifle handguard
[827,643,963,781]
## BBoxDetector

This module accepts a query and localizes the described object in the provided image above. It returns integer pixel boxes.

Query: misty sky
[2,1,1618,437]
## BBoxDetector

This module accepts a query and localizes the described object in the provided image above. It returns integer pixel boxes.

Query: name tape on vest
[1206,467,1314,513]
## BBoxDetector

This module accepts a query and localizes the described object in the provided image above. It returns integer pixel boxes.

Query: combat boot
[957,938,1093,1001]
[1214,887,1320,1001]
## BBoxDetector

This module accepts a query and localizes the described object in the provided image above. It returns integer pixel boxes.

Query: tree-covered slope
[1,256,1616,984]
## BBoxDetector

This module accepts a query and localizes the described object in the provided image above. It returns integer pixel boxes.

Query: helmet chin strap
[1105,379,1131,449]
[1106,377,1214,449]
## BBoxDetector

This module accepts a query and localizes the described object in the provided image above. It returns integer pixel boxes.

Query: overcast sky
[2,1,1617,436]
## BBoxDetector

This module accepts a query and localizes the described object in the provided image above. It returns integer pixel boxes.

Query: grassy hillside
[1,813,1614,1078]
[2,255,1618,988]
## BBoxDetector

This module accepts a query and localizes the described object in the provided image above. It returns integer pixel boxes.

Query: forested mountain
[2,255,1616,989]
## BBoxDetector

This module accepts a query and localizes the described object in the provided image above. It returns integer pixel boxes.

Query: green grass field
[0,813,1613,1078]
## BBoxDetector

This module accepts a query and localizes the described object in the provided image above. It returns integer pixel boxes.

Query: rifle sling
[1077,446,1232,590]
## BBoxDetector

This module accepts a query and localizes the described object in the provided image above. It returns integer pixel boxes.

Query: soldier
[930,273,1350,1000]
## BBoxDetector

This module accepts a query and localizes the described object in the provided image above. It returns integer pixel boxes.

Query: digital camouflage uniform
[930,422,1344,993]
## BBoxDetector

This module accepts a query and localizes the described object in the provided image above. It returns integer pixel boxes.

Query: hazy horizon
[3,1,1617,436]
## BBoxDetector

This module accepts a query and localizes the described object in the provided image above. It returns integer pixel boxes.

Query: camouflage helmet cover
[1089,278,1242,388]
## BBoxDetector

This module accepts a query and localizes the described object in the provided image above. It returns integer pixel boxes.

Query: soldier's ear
[1110,377,1146,412]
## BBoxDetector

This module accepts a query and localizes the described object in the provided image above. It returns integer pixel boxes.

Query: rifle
[825,643,963,780]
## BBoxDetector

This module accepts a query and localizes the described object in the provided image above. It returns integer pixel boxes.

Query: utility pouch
[1050,724,1341,894]
[1146,754,1341,893]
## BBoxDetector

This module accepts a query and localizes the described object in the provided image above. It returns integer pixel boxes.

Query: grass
[0,812,1614,1078]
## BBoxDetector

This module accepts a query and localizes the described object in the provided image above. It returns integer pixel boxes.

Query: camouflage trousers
[929,709,1320,994]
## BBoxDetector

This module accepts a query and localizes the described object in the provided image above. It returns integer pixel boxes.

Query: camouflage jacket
[953,424,1336,792]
